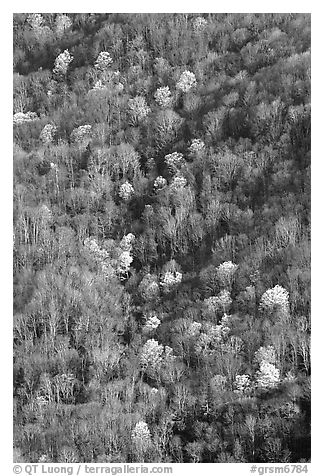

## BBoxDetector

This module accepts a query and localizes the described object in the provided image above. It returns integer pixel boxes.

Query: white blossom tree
[54,14,72,38]
[176,71,197,93]
[194,317,231,358]
[140,339,164,373]
[189,138,205,155]
[255,361,280,390]
[120,233,135,252]
[40,124,57,144]
[234,374,252,395]
[154,86,173,108]
[116,233,135,278]
[154,176,167,190]
[95,51,113,71]
[192,16,208,32]
[259,285,289,313]
[26,13,52,42]
[70,125,92,144]
[27,13,44,30]
[83,237,115,280]
[169,175,187,192]
[117,251,133,276]
[13,111,38,125]
[216,261,238,288]
[131,421,152,454]
[160,270,182,291]
[164,152,185,174]
[53,49,73,76]
[119,181,134,201]
[143,314,161,334]
[254,345,276,365]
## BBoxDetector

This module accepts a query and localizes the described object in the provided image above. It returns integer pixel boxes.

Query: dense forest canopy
[13,13,311,464]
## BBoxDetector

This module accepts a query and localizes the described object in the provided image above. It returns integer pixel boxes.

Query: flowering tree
[194,316,231,358]
[219,313,231,336]
[216,261,238,288]
[154,176,167,190]
[192,16,208,32]
[120,233,135,252]
[70,125,92,144]
[13,111,38,125]
[40,124,57,144]
[91,79,106,91]
[84,237,109,263]
[143,314,161,333]
[160,270,182,292]
[154,86,173,108]
[83,237,115,280]
[176,71,197,93]
[84,233,135,282]
[169,175,187,192]
[164,152,185,174]
[119,181,134,201]
[55,14,72,38]
[131,421,152,454]
[255,361,280,390]
[116,234,135,278]
[254,345,276,365]
[27,13,44,30]
[234,374,252,395]
[140,338,178,383]
[189,139,205,155]
[259,285,289,313]
[95,51,113,71]
[140,339,164,373]
[53,49,73,76]
[117,251,133,276]
[26,14,53,43]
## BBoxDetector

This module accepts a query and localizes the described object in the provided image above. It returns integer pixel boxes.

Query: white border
[3,4,319,475]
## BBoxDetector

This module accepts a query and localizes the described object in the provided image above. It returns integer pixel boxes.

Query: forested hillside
[13,13,311,463]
